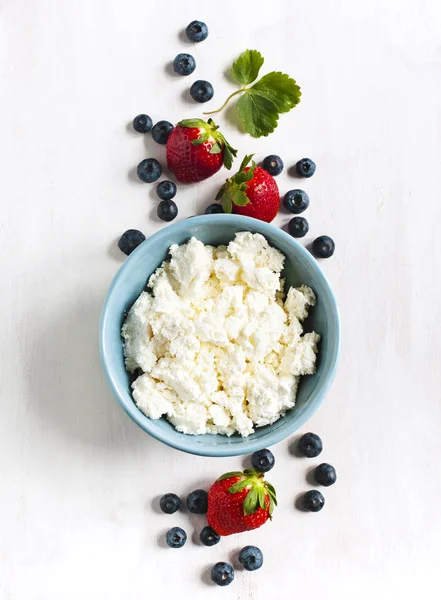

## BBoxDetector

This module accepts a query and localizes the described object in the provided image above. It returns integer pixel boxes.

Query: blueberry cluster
[260,154,335,259]
[296,432,337,512]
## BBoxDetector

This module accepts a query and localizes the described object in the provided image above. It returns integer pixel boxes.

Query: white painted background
[1,0,440,598]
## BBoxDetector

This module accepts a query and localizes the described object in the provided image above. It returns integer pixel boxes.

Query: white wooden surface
[1,1,441,598]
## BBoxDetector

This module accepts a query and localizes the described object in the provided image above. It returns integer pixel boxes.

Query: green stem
[203,88,246,115]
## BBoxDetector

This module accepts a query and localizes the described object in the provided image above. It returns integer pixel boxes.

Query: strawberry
[166,118,237,184]
[215,154,280,222]
[207,469,277,536]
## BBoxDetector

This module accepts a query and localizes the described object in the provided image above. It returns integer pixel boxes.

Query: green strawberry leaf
[178,118,208,128]
[191,132,210,146]
[215,184,227,201]
[222,195,233,214]
[237,71,301,137]
[222,142,236,170]
[243,488,259,515]
[216,471,244,482]
[239,154,254,172]
[231,189,250,207]
[209,142,222,154]
[228,478,251,494]
[258,488,267,511]
[231,49,264,86]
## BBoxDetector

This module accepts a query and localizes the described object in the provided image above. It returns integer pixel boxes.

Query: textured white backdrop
[1,0,441,598]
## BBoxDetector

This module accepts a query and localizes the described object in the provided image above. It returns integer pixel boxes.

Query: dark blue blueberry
[284,189,310,214]
[190,80,214,103]
[205,203,224,214]
[312,235,335,259]
[159,493,180,514]
[298,432,323,458]
[117,229,146,256]
[156,180,177,201]
[186,20,208,43]
[262,155,284,176]
[296,158,316,177]
[251,449,275,473]
[314,463,337,487]
[132,114,152,133]
[288,216,309,238]
[199,526,220,547]
[173,53,196,76]
[137,158,162,183]
[151,120,174,144]
[303,490,325,512]
[238,546,263,571]
[157,199,178,222]
[211,562,234,586]
[187,489,208,514]
[165,527,187,548]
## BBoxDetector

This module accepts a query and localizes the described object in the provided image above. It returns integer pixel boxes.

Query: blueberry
[312,235,335,259]
[190,80,214,103]
[165,527,187,548]
[314,463,337,487]
[296,158,316,177]
[199,526,220,547]
[251,449,275,473]
[117,229,146,255]
[186,489,208,514]
[205,203,224,214]
[173,53,196,76]
[186,20,208,43]
[156,180,177,201]
[137,158,162,183]
[303,490,325,512]
[157,199,178,222]
[298,432,323,458]
[151,120,174,144]
[211,562,234,586]
[132,114,152,133]
[262,155,284,176]
[288,216,309,238]
[238,546,263,571]
[284,189,309,214]
[159,493,180,514]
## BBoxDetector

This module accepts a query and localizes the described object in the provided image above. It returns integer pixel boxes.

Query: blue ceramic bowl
[100,215,340,456]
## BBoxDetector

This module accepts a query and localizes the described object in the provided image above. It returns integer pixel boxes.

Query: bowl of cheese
[100,215,340,456]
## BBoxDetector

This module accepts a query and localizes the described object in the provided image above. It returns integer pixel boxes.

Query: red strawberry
[215,154,280,222]
[166,118,237,184]
[207,469,277,536]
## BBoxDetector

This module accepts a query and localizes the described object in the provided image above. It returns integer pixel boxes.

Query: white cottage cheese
[121,232,320,437]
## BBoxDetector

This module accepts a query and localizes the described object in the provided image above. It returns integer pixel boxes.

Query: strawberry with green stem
[207,469,277,536]
[215,154,280,222]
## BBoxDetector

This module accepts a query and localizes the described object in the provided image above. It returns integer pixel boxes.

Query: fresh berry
[199,526,220,546]
[205,203,224,214]
[186,20,208,42]
[156,180,177,201]
[152,120,174,144]
[117,229,146,255]
[288,216,309,238]
[314,463,337,487]
[284,189,309,214]
[312,235,335,259]
[216,155,279,223]
[296,158,316,177]
[190,80,214,103]
[157,199,178,222]
[159,493,180,514]
[211,562,234,586]
[262,155,284,176]
[251,449,275,473]
[238,546,264,571]
[187,489,208,514]
[133,114,152,133]
[167,118,236,183]
[137,158,162,183]
[207,469,277,536]
[165,526,187,548]
[303,490,325,512]
[173,53,196,76]
[298,432,323,458]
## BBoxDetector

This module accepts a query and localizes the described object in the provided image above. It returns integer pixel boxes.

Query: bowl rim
[100,214,340,456]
